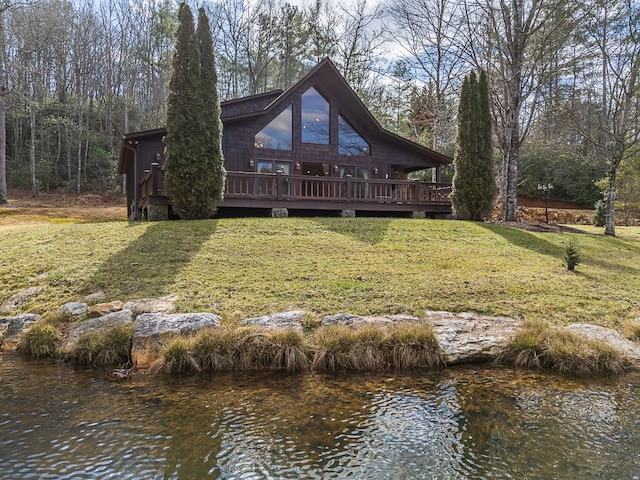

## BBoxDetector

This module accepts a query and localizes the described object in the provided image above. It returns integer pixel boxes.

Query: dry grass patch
[16,323,62,358]
[153,337,200,374]
[266,329,309,372]
[621,319,640,342]
[386,322,443,369]
[500,320,631,374]
[311,325,358,372]
[65,324,133,367]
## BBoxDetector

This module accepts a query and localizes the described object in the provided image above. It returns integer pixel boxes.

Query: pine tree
[451,70,496,221]
[164,3,222,219]
[197,7,225,207]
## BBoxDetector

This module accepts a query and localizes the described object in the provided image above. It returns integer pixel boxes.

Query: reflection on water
[1,352,639,479]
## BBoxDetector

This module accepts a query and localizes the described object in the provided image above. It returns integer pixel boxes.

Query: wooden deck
[138,166,452,218]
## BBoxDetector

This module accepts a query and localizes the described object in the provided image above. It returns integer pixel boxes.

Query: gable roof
[223,58,451,165]
[118,58,452,175]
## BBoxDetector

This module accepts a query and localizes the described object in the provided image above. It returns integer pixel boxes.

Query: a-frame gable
[223,58,450,166]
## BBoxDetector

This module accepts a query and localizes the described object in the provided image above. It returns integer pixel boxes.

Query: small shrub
[564,242,581,271]
[155,337,200,374]
[621,319,640,342]
[17,323,61,358]
[593,199,606,227]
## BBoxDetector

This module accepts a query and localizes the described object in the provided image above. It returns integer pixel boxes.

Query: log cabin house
[118,58,452,220]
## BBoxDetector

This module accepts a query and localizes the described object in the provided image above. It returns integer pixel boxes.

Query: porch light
[296,162,301,170]
[334,165,339,172]
[249,159,254,167]
[374,167,379,174]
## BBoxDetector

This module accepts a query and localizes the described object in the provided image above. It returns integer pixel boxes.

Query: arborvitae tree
[197,7,225,208]
[451,70,496,221]
[164,3,212,219]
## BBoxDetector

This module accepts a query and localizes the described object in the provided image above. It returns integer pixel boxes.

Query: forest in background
[0,0,638,215]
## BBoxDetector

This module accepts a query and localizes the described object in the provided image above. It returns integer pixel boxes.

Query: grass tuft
[386,322,443,369]
[41,311,74,326]
[266,329,309,372]
[16,323,62,358]
[621,319,640,342]
[192,327,239,371]
[66,324,133,367]
[154,337,200,374]
[311,325,357,372]
[500,320,631,374]
[350,324,386,370]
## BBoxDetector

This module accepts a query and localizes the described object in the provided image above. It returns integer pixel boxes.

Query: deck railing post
[346,174,352,202]
[276,170,283,200]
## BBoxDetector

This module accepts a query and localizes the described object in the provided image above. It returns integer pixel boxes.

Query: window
[255,105,292,150]
[301,87,330,144]
[338,115,370,155]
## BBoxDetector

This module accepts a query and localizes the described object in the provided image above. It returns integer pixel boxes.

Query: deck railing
[224,171,451,205]
[140,169,451,208]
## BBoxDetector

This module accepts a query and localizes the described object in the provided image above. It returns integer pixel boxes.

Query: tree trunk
[0,11,6,203]
[604,165,616,236]
[0,95,6,203]
[76,107,82,194]
[30,106,37,197]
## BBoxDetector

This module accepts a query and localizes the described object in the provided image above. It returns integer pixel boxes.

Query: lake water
[1,353,639,479]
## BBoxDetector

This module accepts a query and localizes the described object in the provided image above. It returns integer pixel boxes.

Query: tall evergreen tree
[197,6,225,207]
[164,3,218,219]
[451,70,496,221]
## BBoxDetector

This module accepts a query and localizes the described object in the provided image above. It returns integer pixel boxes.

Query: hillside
[1,196,639,328]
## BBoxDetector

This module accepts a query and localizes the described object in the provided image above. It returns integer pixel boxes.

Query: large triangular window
[338,115,370,155]
[255,105,292,150]
[301,87,330,144]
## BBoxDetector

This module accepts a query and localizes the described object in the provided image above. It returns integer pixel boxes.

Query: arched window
[254,105,292,150]
[338,115,370,155]
[301,87,330,144]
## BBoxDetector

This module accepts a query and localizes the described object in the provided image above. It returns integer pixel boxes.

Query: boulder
[0,314,41,349]
[60,302,89,316]
[132,312,220,367]
[242,310,306,331]
[566,323,640,363]
[123,295,178,315]
[65,309,134,346]
[426,310,523,365]
[84,291,106,303]
[87,301,125,318]
[321,313,422,328]
[0,287,44,314]
[321,313,364,327]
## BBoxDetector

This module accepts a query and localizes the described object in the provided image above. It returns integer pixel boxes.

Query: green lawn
[2,218,639,327]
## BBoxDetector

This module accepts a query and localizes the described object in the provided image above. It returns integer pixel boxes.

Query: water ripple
[1,359,639,479]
